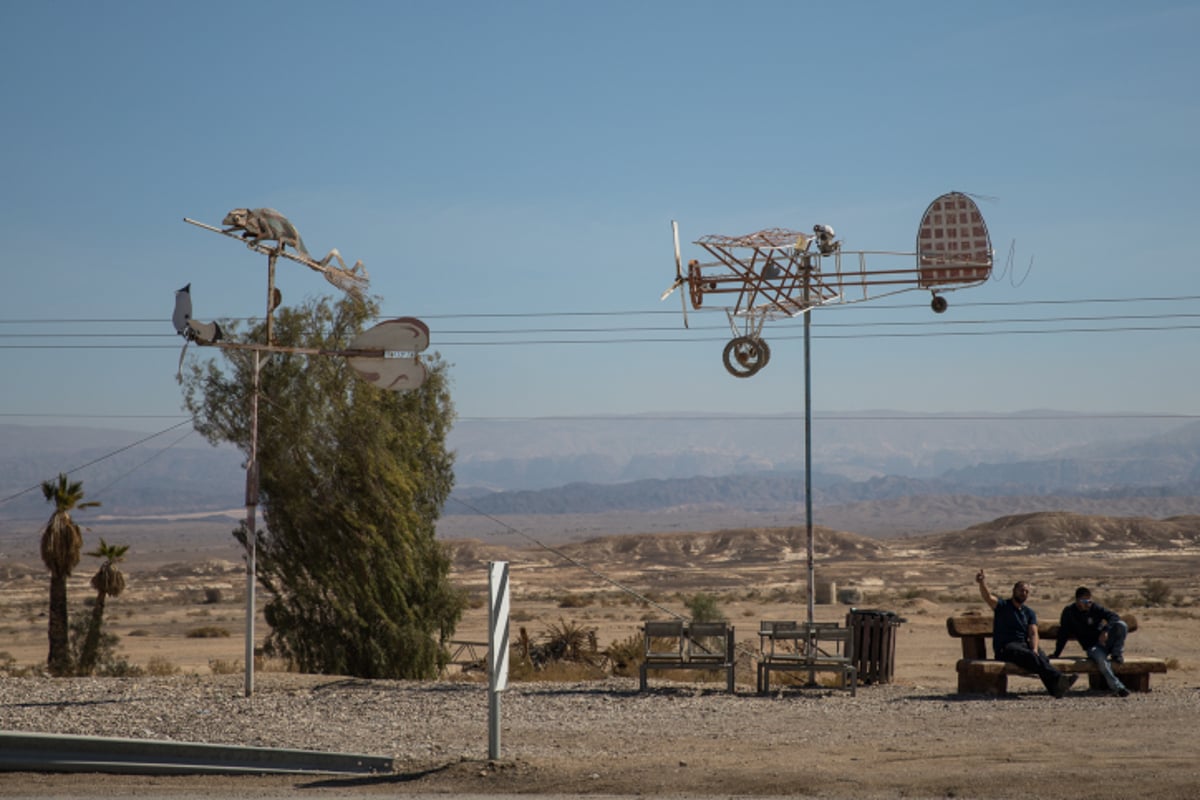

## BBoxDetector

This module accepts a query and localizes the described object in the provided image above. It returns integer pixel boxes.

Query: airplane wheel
[688,261,704,310]
[722,336,768,378]
[931,295,948,313]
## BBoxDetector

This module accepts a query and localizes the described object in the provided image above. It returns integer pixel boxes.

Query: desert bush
[1139,579,1172,607]
[99,660,144,677]
[209,658,241,674]
[685,592,725,623]
[145,656,180,676]
[126,629,152,637]
[1105,593,1131,611]
[604,633,644,678]
[0,652,41,678]
[511,618,603,677]
[511,608,536,622]
[558,593,592,609]
[508,657,606,682]
[186,626,231,639]
[203,587,223,604]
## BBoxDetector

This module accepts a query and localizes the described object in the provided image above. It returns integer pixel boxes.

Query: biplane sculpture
[662,191,994,377]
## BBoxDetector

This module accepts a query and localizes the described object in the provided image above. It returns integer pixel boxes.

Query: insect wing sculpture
[664,191,994,377]
[346,317,430,391]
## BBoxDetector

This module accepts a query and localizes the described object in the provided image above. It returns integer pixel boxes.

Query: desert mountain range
[2,415,1199,544]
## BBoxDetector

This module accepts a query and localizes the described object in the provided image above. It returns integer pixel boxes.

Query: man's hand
[976,569,997,609]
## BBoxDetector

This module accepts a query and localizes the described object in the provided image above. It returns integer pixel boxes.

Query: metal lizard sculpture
[221,207,369,298]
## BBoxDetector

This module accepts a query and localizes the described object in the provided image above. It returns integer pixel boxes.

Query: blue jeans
[1087,621,1128,692]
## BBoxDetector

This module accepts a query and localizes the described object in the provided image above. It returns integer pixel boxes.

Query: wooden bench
[639,621,736,693]
[946,613,1167,695]
[756,620,857,696]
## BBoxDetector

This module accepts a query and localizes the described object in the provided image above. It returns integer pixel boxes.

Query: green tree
[40,473,100,676]
[180,294,465,679]
[76,538,129,676]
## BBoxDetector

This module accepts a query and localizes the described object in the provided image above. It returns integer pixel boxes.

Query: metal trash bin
[846,609,904,685]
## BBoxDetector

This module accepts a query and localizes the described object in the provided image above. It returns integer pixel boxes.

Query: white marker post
[487,561,510,760]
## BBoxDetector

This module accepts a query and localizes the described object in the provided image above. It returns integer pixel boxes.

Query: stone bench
[946,613,1167,695]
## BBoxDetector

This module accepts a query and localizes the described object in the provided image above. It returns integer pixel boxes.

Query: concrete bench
[946,613,1167,695]
[639,621,736,693]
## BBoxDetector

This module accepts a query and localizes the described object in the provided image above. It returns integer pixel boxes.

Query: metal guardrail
[0,731,393,775]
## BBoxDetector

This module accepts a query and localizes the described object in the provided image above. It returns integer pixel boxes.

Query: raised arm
[976,569,998,610]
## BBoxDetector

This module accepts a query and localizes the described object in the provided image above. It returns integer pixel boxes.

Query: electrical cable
[0,419,195,508]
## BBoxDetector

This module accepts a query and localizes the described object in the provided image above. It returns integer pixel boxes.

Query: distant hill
[444,511,1200,575]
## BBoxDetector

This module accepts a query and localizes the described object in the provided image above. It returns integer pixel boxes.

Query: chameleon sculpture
[222,207,308,254]
[221,207,369,298]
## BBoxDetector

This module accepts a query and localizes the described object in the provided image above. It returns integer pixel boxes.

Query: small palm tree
[40,473,99,676]
[76,538,129,676]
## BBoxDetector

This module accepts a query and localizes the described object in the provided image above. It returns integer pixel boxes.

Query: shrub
[685,592,725,623]
[604,633,644,678]
[511,618,603,677]
[209,658,242,675]
[203,587,223,604]
[186,626,231,639]
[1139,579,1172,607]
[145,656,180,676]
[558,593,592,609]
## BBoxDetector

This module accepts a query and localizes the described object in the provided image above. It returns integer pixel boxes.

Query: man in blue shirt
[976,569,1077,697]
[1051,586,1129,697]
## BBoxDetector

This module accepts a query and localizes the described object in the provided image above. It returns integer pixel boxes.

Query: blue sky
[3,1,1199,432]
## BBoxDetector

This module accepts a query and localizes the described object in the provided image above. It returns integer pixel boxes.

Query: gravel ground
[3,673,1200,799]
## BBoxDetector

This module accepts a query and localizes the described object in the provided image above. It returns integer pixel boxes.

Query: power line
[4,319,1200,350]
[1,293,1199,327]
[5,411,1197,424]
[0,419,196,508]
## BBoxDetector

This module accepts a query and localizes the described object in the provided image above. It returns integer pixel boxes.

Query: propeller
[660,220,689,328]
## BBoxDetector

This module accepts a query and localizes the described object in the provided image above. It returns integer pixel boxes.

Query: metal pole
[804,259,815,625]
[487,562,510,761]
[243,251,276,698]
[244,349,259,698]
[488,688,501,760]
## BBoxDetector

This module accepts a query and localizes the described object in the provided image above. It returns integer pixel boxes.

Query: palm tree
[40,473,99,676]
[76,538,129,676]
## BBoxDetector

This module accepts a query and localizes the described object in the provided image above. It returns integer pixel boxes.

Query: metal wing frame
[672,192,994,377]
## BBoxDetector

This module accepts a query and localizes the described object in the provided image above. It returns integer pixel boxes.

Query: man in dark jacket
[976,570,1077,697]
[1051,586,1129,697]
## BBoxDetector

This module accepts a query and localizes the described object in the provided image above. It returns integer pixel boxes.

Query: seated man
[1051,586,1129,697]
[976,569,1077,698]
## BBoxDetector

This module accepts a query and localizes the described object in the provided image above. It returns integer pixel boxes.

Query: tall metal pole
[243,252,277,698]
[803,259,815,625]
[243,351,258,698]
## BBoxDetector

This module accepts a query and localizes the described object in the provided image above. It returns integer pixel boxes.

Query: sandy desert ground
[1,515,1199,798]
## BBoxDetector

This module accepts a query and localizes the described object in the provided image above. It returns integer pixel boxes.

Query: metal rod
[193,340,389,358]
[804,259,815,626]
[244,348,259,698]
